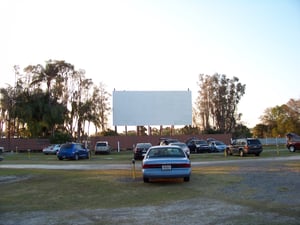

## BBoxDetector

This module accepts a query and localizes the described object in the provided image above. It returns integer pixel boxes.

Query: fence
[258,138,286,145]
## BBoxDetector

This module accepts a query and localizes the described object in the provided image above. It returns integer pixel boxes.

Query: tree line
[252,98,300,138]
[0,60,111,142]
[1,59,299,140]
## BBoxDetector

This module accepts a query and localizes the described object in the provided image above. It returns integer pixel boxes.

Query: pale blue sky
[1,0,299,128]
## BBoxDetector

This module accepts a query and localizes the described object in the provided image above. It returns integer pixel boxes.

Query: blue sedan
[142,145,191,183]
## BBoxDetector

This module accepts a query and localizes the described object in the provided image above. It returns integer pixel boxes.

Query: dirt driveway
[1,156,300,225]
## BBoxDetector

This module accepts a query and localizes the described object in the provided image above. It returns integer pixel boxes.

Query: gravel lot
[1,156,300,225]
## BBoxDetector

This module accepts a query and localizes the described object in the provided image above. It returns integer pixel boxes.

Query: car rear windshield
[195,140,208,145]
[147,147,185,158]
[60,144,73,150]
[137,143,152,148]
[247,139,261,145]
[96,142,107,147]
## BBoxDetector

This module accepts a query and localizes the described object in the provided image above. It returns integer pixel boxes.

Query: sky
[1,0,300,129]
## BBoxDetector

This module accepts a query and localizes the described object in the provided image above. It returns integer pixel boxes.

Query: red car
[286,133,300,152]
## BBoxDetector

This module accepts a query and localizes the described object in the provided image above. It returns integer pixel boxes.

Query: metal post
[132,159,136,179]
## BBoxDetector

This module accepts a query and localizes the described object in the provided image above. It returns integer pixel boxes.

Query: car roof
[150,145,181,148]
[170,142,187,145]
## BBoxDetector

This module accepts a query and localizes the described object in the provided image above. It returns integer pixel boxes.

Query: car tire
[184,176,190,182]
[75,154,79,160]
[58,157,63,160]
[143,177,149,183]
[289,146,295,152]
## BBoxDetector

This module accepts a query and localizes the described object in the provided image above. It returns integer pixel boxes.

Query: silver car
[42,144,61,155]
[94,141,111,154]
[169,142,190,157]
[209,141,227,152]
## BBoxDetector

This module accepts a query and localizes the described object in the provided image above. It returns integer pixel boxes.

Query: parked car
[57,143,90,160]
[186,138,211,153]
[159,138,180,145]
[286,133,300,152]
[42,144,61,155]
[94,141,111,154]
[209,141,227,152]
[169,142,190,157]
[133,143,152,160]
[206,138,217,145]
[142,145,191,183]
[225,138,263,157]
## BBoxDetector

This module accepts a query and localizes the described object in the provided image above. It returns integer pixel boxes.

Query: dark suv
[186,138,210,153]
[133,143,152,160]
[226,138,263,157]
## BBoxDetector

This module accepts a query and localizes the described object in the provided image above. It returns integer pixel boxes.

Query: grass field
[0,144,292,164]
[0,145,299,225]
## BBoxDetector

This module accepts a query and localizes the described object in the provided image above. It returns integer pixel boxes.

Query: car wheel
[143,177,149,183]
[184,176,190,182]
[289,146,295,152]
[58,157,63,160]
[239,150,244,157]
[75,154,79,160]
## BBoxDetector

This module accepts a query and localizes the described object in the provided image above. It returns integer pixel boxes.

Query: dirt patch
[1,198,299,225]
[0,175,32,184]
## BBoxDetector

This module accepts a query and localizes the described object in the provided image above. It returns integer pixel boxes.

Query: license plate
[162,165,172,170]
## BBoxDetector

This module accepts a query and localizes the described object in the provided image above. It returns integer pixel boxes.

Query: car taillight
[143,163,191,169]
[143,164,161,169]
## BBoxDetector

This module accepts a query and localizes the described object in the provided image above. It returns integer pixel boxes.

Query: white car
[42,144,61,155]
[94,141,111,154]
[169,142,190,157]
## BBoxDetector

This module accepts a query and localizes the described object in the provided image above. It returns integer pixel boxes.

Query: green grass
[0,150,300,224]
[0,167,240,213]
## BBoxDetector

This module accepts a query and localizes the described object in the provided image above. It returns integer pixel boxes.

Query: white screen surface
[113,91,192,126]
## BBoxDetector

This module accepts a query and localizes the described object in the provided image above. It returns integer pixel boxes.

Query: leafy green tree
[91,82,111,134]
[179,125,200,135]
[252,123,269,138]
[259,99,300,137]
[0,85,16,138]
[1,60,112,140]
[232,123,252,138]
[25,60,74,97]
[195,73,246,133]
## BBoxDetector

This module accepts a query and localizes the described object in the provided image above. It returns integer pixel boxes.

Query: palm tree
[25,60,74,98]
